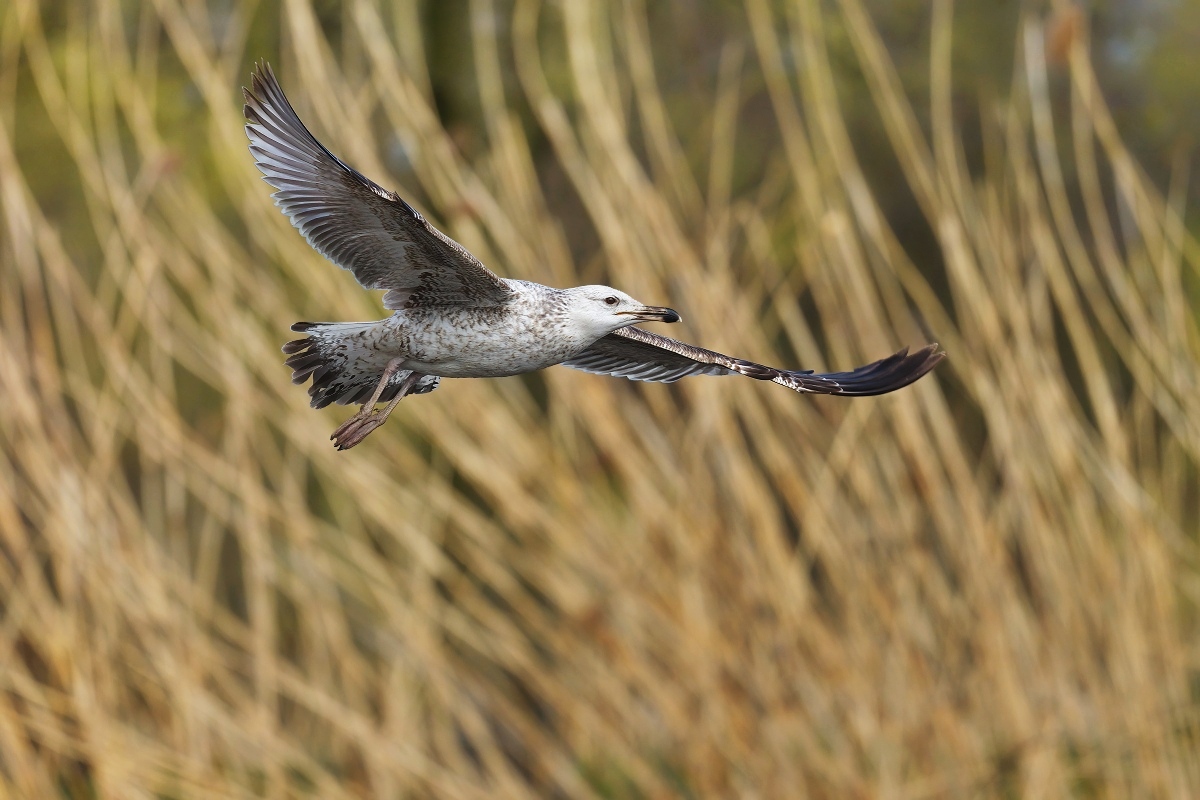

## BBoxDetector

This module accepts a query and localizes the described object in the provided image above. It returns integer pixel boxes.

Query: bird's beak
[619,306,681,323]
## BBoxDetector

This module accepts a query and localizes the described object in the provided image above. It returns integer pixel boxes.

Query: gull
[243,63,945,450]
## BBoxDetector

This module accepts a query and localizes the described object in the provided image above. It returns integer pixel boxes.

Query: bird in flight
[243,63,944,450]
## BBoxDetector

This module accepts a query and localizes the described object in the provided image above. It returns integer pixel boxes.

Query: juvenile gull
[243,64,945,450]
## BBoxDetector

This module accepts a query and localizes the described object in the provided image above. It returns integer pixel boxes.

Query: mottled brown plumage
[244,62,944,449]
[564,327,944,395]
[244,63,513,309]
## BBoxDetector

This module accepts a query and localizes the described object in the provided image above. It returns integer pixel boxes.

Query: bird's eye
[604,296,619,306]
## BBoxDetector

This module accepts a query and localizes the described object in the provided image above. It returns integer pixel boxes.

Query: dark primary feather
[563,326,944,396]
[242,62,514,309]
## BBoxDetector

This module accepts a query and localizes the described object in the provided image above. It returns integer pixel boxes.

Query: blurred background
[2,0,1199,796]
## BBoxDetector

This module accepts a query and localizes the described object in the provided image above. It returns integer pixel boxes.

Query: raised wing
[562,326,944,395]
[243,63,514,309]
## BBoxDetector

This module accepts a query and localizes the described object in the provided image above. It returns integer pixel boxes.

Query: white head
[562,285,681,339]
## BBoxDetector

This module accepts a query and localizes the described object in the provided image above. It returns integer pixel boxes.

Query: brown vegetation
[1,0,1197,797]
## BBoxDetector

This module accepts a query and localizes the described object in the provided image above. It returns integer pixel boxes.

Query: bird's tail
[282,321,439,409]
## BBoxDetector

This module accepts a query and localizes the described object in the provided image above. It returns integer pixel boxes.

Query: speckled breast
[383,303,595,379]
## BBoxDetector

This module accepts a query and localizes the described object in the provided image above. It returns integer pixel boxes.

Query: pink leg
[330,362,424,450]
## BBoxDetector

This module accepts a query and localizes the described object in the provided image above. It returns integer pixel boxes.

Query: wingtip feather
[773,342,945,396]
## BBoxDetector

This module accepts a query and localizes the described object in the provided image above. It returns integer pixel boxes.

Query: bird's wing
[243,63,514,309]
[562,326,944,395]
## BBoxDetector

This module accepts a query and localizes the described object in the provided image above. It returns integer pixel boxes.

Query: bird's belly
[393,319,588,378]
[405,348,568,378]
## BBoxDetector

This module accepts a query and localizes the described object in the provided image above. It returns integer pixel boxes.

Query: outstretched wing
[243,62,514,309]
[562,326,944,395]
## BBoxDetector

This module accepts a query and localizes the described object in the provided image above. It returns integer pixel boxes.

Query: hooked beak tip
[618,306,682,323]
[640,306,680,323]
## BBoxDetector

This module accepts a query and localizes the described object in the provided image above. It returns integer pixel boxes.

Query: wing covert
[243,63,514,308]
[562,326,944,396]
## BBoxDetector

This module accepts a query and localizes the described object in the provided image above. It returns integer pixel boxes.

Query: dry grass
[1,0,1198,797]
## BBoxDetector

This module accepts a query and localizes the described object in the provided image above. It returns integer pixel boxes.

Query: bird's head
[563,285,680,338]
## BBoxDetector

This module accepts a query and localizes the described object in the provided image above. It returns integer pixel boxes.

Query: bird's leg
[364,358,407,416]
[332,370,424,449]
[331,362,424,450]
[330,358,404,442]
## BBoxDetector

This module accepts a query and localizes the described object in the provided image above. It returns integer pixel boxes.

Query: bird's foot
[330,409,390,450]
[329,370,424,450]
